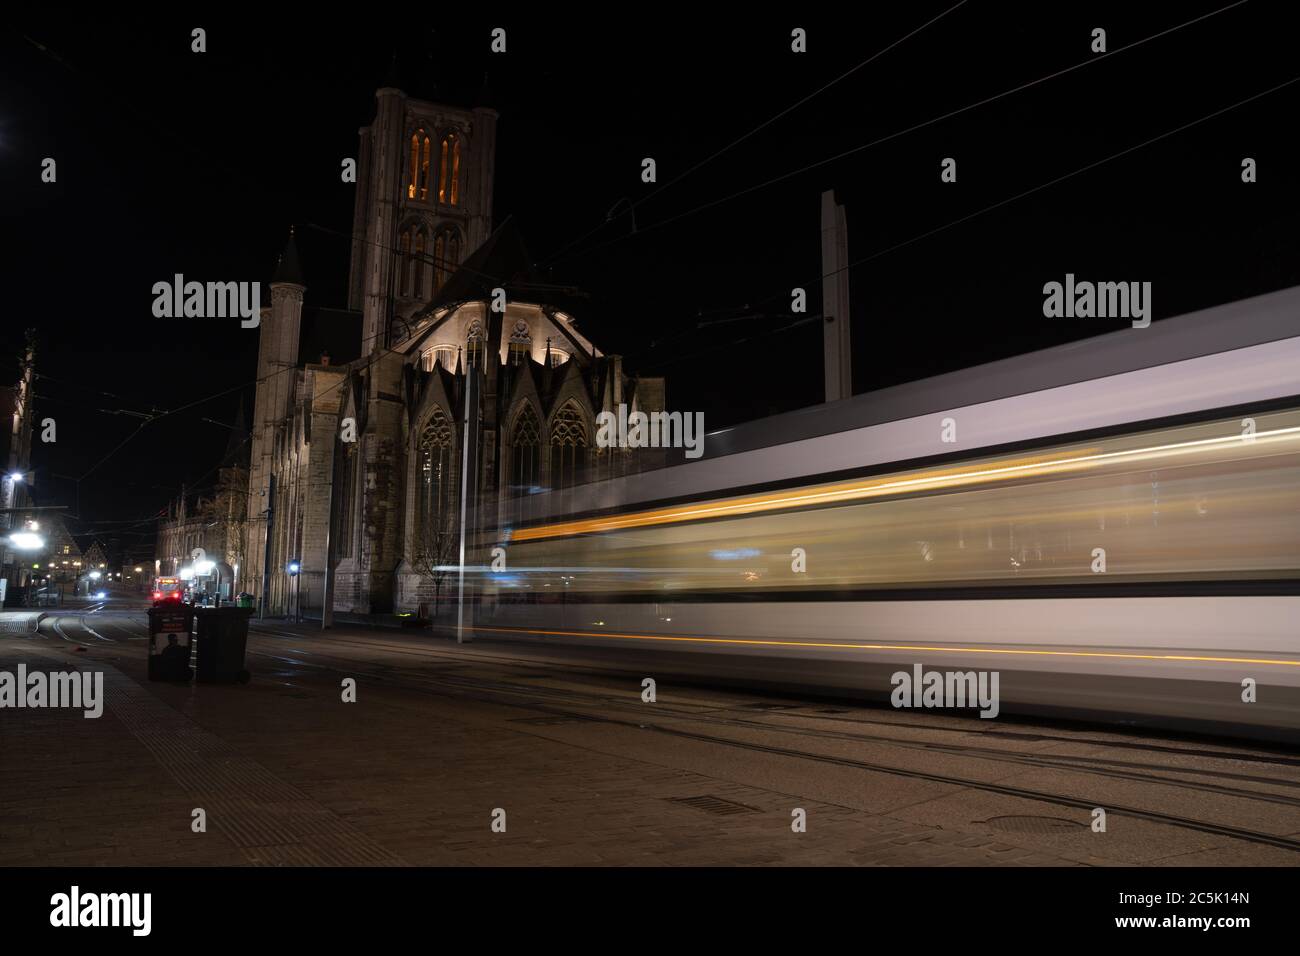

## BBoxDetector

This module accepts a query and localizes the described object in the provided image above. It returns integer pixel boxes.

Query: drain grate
[984,815,1085,834]
[667,795,761,816]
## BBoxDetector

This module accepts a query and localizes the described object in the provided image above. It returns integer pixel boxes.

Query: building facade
[156,453,249,598]
[243,85,665,619]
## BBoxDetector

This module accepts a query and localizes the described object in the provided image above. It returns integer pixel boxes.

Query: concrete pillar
[821,190,852,403]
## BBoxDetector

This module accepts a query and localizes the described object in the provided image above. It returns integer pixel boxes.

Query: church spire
[223,396,250,467]
[273,226,305,286]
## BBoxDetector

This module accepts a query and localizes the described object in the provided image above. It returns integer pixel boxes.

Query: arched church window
[432,227,462,296]
[334,442,357,558]
[399,224,429,298]
[466,320,484,370]
[408,133,418,200]
[417,407,456,542]
[508,321,531,366]
[507,405,541,525]
[398,229,412,296]
[549,402,587,492]
[408,130,433,201]
[412,230,427,299]
[438,132,462,206]
[422,345,457,372]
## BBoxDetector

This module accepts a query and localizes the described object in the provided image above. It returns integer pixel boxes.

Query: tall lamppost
[286,560,301,623]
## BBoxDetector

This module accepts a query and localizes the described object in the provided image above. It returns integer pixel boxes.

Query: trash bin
[193,606,253,684]
[147,605,194,682]
[236,592,254,609]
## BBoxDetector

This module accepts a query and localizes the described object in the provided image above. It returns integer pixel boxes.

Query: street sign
[156,610,189,633]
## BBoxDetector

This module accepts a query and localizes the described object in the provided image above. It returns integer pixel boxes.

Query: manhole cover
[667,795,761,816]
[984,815,1085,834]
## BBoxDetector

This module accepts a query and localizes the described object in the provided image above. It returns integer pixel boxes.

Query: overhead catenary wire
[626,68,1300,368]
[547,0,1252,267]
[541,0,972,268]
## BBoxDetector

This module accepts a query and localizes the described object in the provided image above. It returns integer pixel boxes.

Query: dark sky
[2,2,1297,560]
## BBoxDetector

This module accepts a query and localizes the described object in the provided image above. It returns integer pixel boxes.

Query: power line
[549,0,1252,267]
[541,0,971,267]
[624,68,1300,368]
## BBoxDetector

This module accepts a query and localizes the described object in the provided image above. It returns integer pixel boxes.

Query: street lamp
[286,560,301,623]
[8,531,44,551]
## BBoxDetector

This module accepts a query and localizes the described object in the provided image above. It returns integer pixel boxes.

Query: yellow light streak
[513,426,1300,542]
[472,624,1300,667]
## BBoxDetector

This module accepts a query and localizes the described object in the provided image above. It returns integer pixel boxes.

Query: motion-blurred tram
[477,286,1300,740]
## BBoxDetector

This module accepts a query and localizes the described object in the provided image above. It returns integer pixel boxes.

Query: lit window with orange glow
[420,136,431,200]
[407,134,418,199]
[450,135,460,205]
[438,133,461,205]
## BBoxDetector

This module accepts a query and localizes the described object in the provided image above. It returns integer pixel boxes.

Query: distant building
[40,515,82,586]
[156,414,249,597]
[243,84,665,618]
[119,556,152,593]
[1,331,37,602]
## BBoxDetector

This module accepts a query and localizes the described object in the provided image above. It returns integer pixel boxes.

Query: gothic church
[243,84,664,618]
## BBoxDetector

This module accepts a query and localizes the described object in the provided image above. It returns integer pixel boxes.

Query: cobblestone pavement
[2,608,1298,867]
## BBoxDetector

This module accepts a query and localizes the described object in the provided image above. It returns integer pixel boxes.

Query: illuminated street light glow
[179,566,195,580]
[8,531,45,551]
[195,559,216,574]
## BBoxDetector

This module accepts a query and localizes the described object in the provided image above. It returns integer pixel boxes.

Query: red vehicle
[152,577,184,606]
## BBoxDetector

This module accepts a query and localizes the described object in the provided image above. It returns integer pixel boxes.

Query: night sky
[3,2,1297,562]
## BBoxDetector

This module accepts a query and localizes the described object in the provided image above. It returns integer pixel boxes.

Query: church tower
[243,231,305,601]
[340,83,498,612]
[347,83,498,355]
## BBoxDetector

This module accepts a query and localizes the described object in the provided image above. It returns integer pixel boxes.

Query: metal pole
[456,369,479,644]
[259,472,275,620]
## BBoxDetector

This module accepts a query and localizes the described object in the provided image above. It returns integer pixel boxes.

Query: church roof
[418,218,579,316]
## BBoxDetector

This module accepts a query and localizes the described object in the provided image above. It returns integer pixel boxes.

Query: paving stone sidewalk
[0,635,1085,867]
